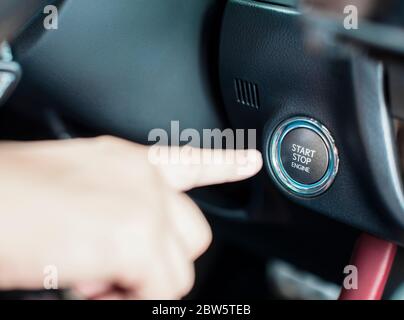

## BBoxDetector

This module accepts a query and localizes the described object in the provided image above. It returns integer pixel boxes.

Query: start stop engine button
[280,128,328,185]
[269,117,339,197]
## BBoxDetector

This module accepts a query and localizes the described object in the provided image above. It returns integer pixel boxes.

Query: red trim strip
[339,233,397,300]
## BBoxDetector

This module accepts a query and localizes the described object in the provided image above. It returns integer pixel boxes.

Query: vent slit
[237,79,244,104]
[233,79,259,109]
[234,79,241,102]
[247,82,254,107]
[238,80,245,104]
[241,81,248,104]
[252,84,259,109]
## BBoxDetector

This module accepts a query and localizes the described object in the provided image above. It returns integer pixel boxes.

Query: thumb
[151,146,263,191]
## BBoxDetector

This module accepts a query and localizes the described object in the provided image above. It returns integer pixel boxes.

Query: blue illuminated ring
[269,117,339,197]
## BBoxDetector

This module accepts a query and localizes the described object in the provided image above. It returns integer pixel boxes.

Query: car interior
[1,0,404,300]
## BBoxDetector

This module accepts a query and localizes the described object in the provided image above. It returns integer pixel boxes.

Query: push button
[269,117,339,197]
[280,128,328,185]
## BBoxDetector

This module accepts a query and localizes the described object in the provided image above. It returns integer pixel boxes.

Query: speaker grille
[234,79,259,109]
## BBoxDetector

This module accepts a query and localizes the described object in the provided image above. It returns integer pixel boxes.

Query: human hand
[0,136,262,299]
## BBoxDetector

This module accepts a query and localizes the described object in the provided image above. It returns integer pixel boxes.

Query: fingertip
[236,149,263,178]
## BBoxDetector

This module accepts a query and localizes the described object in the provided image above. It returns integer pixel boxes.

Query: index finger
[151,146,263,191]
